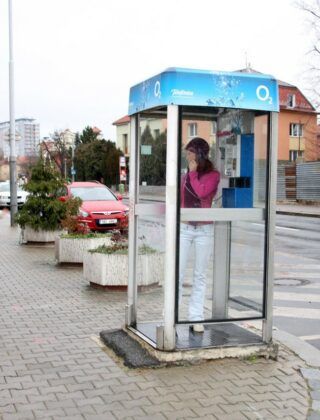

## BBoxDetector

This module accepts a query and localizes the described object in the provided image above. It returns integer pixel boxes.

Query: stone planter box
[83,251,164,288]
[55,235,112,264]
[21,226,62,243]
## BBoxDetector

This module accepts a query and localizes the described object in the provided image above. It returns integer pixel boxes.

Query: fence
[277,161,320,202]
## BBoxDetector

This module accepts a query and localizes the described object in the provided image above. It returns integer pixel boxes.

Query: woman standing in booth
[180,137,220,333]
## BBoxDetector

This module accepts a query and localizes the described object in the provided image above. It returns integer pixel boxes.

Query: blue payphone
[222,133,254,208]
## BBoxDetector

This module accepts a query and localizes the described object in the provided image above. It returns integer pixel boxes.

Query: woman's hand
[188,159,197,172]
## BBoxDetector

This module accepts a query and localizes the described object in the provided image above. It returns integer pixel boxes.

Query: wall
[278,110,317,161]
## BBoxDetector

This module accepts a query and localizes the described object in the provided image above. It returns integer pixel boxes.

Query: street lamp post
[8,0,18,226]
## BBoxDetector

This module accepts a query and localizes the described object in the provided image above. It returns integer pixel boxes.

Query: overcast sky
[0,0,314,141]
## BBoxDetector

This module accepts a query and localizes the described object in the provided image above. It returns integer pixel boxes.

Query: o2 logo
[154,80,161,98]
[256,85,273,105]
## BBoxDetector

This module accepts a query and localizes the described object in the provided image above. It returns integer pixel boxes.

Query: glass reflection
[179,137,220,328]
[178,108,268,325]
[135,114,167,327]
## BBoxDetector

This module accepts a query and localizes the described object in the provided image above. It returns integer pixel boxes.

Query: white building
[0,118,40,158]
[60,129,76,147]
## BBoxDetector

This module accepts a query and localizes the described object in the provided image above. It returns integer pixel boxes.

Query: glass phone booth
[125,68,278,352]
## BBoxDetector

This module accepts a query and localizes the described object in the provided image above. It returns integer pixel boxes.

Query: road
[273,214,320,350]
[133,202,320,350]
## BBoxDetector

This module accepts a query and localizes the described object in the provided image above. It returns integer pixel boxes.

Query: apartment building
[0,118,40,158]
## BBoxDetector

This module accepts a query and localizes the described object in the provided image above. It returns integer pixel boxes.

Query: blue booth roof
[128,67,279,115]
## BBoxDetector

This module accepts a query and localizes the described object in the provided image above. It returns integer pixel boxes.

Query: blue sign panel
[128,67,279,115]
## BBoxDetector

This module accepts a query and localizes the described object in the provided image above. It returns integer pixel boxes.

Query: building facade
[0,118,40,158]
[278,81,318,162]
[113,116,216,157]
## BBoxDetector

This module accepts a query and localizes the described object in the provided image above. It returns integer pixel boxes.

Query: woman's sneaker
[192,324,204,333]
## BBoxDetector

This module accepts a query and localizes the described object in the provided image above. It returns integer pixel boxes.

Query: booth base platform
[100,324,278,368]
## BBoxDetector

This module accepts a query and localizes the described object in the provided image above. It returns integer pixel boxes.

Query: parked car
[0,181,29,208]
[60,181,129,232]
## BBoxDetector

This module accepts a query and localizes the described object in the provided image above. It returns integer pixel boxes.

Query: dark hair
[185,137,214,176]
[197,156,214,175]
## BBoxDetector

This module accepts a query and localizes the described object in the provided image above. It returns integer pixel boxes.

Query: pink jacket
[181,170,220,208]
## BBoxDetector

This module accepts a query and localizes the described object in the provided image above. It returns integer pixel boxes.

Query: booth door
[132,112,167,331]
[177,108,269,326]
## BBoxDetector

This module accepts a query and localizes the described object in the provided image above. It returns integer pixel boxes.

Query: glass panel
[228,220,265,318]
[135,112,167,340]
[178,107,268,324]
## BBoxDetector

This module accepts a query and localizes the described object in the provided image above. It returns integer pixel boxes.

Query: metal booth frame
[125,68,279,352]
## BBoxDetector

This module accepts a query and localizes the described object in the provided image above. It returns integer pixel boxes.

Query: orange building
[278,80,318,162]
[237,68,318,162]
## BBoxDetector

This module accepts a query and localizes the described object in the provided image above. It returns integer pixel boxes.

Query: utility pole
[8,0,17,226]
[71,136,75,182]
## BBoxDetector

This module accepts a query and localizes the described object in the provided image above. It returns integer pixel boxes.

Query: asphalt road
[133,204,320,350]
[273,214,320,349]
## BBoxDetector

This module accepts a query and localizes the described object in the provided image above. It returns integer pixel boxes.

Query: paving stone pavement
[0,213,316,420]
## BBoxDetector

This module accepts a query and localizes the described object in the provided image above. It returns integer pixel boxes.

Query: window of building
[122,134,128,154]
[289,150,304,162]
[188,123,197,137]
[287,94,296,108]
[289,123,303,137]
[153,129,160,138]
[211,121,217,134]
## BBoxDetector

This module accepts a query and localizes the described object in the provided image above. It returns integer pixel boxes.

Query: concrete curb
[274,329,320,368]
[276,210,320,218]
[274,329,320,418]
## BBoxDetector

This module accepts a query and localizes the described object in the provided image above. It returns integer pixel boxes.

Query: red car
[62,181,129,232]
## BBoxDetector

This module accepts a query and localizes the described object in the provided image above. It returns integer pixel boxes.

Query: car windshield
[70,187,116,201]
[0,183,10,192]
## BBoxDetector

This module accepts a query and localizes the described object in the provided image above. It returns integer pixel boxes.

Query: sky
[0,0,315,141]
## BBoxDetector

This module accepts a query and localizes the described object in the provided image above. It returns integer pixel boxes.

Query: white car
[0,181,29,208]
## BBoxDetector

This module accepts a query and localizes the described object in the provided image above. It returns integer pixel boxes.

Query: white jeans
[179,223,214,321]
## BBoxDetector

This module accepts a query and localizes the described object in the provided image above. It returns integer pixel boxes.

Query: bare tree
[298,0,320,109]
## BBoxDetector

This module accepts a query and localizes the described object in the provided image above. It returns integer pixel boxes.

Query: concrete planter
[55,235,112,264]
[84,250,164,288]
[22,226,62,243]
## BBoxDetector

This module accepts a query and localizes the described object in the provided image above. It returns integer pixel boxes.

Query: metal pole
[126,115,138,326]
[163,104,178,350]
[64,157,67,179]
[262,112,278,342]
[71,143,75,182]
[8,0,17,226]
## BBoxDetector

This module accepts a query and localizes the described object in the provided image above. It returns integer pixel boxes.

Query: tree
[41,130,72,178]
[298,1,320,108]
[79,126,99,144]
[297,0,320,160]
[15,159,81,231]
[139,125,166,185]
[74,139,123,186]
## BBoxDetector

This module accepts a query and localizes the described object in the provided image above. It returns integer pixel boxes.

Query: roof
[235,67,295,87]
[113,115,130,126]
[128,67,279,115]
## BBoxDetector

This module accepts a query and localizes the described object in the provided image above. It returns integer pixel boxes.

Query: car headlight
[79,210,89,217]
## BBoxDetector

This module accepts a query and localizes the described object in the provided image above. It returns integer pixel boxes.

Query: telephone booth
[125,68,278,352]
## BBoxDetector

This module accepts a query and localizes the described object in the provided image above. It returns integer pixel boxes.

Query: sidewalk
[0,212,319,419]
[276,202,320,218]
